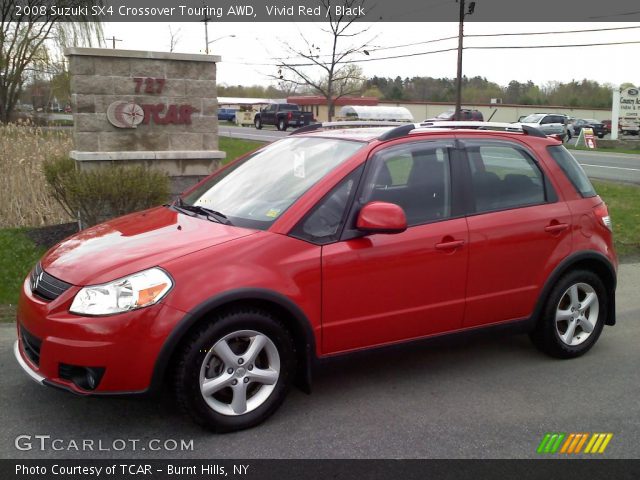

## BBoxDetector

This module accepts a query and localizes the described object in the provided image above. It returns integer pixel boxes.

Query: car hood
[41,206,258,285]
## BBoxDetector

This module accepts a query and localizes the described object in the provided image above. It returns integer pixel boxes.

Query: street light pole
[454,0,475,121]
[202,16,211,54]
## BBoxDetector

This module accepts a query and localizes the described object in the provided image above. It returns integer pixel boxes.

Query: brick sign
[106,77,197,128]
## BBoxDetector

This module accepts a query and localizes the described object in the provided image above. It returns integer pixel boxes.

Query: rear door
[461,140,572,327]
[320,140,469,353]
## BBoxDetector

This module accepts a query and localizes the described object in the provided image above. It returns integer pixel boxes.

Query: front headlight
[70,268,173,316]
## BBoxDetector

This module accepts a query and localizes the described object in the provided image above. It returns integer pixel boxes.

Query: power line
[466,40,640,49]
[245,24,640,65]
[224,38,640,68]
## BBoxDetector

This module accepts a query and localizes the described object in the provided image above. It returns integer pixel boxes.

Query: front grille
[30,262,72,301]
[20,326,42,367]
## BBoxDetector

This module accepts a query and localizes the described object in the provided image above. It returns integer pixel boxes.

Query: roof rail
[415,121,547,138]
[378,123,416,141]
[289,120,411,136]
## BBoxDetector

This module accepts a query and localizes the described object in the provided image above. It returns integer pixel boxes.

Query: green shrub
[43,157,170,227]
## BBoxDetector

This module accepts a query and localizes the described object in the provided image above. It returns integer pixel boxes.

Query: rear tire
[172,308,296,432]
[278,119,287,132]
[529,270,607,359]
[254,117,262,129]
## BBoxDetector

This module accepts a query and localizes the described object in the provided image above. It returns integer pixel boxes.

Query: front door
[321,140,469,354]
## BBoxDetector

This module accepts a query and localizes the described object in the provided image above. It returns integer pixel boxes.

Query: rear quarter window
[547,145,596,197]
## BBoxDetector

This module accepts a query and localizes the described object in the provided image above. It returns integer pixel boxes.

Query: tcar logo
[537,432,613,454]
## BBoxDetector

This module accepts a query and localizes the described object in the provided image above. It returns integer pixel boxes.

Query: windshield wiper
[171,198,231,225]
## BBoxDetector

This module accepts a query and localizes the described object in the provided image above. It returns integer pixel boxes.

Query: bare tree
[0,0,102,123]
[274,0,373,121]
[168,25,181,53]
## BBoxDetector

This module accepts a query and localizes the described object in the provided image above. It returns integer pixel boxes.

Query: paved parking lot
[1,263,638,459]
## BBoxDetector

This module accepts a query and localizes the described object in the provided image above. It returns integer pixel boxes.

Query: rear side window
[466,144,546,213]
[547,145,596,197]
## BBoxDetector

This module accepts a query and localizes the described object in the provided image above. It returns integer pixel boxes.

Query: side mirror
[356,201,407,234]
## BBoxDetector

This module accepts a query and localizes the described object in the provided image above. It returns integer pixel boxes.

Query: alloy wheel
[199,330,280,416]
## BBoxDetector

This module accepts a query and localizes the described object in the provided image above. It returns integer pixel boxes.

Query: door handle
[544,223,569,233]
[435,239,465,250]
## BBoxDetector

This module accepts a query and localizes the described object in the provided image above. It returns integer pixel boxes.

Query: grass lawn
[566,144,640,155]
[219,137,266,165]
[593,180,640,260]
[0,229,46,322]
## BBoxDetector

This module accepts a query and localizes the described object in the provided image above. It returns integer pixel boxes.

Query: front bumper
[15,276,185,394]
[13,340,45,385]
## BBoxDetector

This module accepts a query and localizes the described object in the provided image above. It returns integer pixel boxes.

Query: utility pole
[105,36,122,49]
[454,0,475,120]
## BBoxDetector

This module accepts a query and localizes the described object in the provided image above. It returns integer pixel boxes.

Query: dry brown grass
[0,124,74,228]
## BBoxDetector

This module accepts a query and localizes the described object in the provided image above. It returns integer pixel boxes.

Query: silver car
[518,113,569,139]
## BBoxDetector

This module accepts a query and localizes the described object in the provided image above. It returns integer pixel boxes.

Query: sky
[105,22,640,90]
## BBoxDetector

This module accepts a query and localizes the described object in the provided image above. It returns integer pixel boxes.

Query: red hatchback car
[15,121,617,432]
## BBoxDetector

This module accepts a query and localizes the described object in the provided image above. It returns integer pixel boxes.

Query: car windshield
[182,137,365,230]
[521,114,545,123]
[583,119,599,124]
[436,110,454,119]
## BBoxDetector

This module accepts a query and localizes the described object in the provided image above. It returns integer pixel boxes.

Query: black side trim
[531,251,617,327]
[319,317,535,364]
[148,289,317,395]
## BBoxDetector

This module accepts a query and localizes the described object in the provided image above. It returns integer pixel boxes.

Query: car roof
[301,127,398,142]
[291,121,557,143]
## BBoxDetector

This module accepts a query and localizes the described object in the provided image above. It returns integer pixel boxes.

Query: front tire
[172,308,296,432]
[529,270,607,359]
[254,117,262,129]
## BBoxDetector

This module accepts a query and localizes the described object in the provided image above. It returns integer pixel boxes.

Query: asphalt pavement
[2,264,639,459]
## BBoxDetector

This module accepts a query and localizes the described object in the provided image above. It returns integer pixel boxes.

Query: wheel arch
[148,289,316,395]
[532,251,617,328]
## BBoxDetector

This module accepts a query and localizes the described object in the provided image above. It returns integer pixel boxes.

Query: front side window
[292,167,363,244]
[359,142,452,226]
[466,144,546,213]
[183,137,364,229]
[521,114,545,124]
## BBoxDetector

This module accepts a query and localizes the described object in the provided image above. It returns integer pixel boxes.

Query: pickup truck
[254,103,314,131]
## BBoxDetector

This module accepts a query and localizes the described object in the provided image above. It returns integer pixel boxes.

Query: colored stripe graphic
[584,433,613,454]
[537,433,565,454]
[538,433,613,454]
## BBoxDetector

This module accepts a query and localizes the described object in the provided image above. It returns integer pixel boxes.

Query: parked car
[217,108,237,122]
[15,122,617,432]
[518,113,569,140]
[620,118,640,136]
[425,109,484,122]
[573,119,606,139]
[601,120,612,135]
[254,103,314,131]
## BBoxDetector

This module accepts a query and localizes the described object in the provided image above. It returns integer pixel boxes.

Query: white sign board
[620,87,639,119]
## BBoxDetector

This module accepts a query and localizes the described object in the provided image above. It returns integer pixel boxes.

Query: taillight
[594,203,612,231]
[287,111,292,120]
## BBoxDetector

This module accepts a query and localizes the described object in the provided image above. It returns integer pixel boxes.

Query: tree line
[218,76,632,109]
[362,76,634,108]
